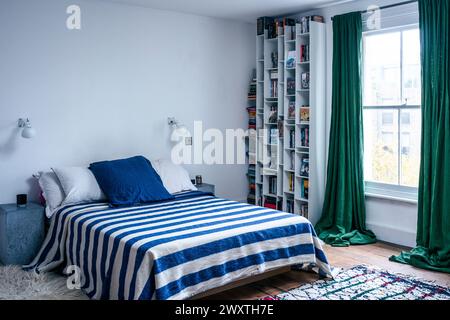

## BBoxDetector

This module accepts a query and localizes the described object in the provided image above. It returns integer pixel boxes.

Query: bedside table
[196,183,215,195]
[0,203,45,265]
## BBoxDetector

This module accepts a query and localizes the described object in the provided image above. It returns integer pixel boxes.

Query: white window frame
[362,24,421,203]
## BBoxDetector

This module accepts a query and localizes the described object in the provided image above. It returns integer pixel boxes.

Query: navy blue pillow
[89,156,174,206]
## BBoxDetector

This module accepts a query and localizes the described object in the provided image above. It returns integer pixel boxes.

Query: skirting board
[366,222,416,248]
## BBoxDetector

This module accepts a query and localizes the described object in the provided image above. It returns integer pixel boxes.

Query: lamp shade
[21,126,36,139]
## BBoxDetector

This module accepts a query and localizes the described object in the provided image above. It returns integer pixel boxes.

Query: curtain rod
[361,0,417,14]
[331,0,418,20]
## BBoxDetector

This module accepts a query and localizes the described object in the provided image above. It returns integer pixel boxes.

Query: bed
[25,190,333,300]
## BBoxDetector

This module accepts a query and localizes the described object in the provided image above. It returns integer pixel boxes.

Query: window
[363,27,421,199]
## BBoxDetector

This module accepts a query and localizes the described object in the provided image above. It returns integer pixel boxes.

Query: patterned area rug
[259,265,450,300]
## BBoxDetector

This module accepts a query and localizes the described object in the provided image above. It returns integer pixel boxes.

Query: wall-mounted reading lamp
[167,117,183,129]
[167,117,192,145]
[18,118,36,139]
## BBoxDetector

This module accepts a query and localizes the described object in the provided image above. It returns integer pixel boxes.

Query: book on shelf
[288,173,294,192]
[269,128,279,145]
[300,127,309,147]
[300,179,309,199]
[280,18,296,35]
[299,44,310,62]
[248,73,257,99]
[267,20,277,39]
[286,198,294,213]
[277,120,284,139]
[289,129,295,148]
[286,78,295,95]
[300,203,308,217]
[288,101,296,119]
[257,16,297,38]
[277,199,283,210]
[310,15,325,23]
[268,106,278,123]
[270,51,278,69]
[270,79,278,97]
[300,108,310,122]
[264,197,277,209]
[289,151,295,170]
[248,105,256,129]
[299,16,310,34]
[268,176,277,194]
[289,26,296,40]
[257,14,323,40]
[267,22,277,39]
[301,72,310,89]
[286,51,296,68]
[257,17,273,35]
[300,158,309,177]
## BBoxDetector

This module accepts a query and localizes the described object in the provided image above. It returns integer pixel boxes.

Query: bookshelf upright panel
[255,33,265,206]
[254,17,325,220]
[307,21,326,224]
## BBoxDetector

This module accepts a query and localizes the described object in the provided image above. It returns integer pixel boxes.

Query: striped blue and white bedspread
[25,191,332,300]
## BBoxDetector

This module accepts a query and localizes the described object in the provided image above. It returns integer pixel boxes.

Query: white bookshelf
[254,18,326,224]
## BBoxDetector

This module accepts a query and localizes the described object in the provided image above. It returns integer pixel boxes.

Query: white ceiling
[101,0,353,23]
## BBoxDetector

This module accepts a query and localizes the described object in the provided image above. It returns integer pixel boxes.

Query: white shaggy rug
[0,266,88,300]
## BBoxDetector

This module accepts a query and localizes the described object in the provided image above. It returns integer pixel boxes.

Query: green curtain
[315,12,376,247]
[390,0,450,273]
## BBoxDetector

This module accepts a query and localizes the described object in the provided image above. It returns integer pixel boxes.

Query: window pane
[400,109,421,186]
[402,29,421,105]
[364,109,399,184]
[363,32,401,106]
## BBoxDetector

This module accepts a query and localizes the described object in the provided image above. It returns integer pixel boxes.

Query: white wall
[290,0,418,247]
[0,0,255,203]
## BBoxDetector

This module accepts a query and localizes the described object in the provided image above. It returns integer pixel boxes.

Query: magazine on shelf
[300,158,309,177]
[286,51,296,68]
[300,108,310,122]
[286,78,295,95]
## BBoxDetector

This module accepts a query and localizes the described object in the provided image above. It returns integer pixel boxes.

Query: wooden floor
[205,242,450,300]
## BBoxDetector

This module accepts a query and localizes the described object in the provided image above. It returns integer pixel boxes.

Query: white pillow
[152,159,197,194]
[52,167,106,205]
[38,172,66,218]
